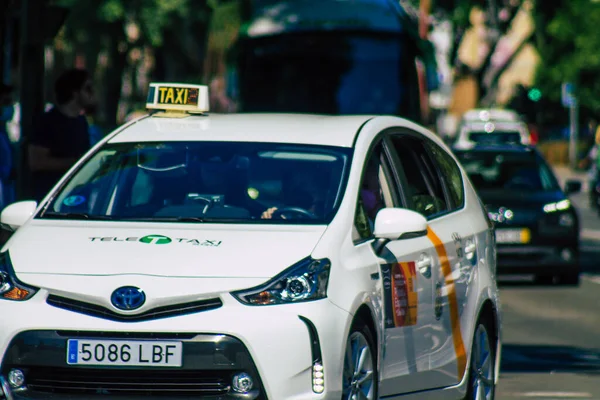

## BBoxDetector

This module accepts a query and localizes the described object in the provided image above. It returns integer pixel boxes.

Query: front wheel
[465,317,496,400]
[560,271,580,286]
[342,322,378,400]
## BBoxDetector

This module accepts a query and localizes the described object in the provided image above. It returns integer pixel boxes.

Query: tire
[560,271,580,286]
[534,275,555,285]
[341,321,378,400]
[464,315,496,400]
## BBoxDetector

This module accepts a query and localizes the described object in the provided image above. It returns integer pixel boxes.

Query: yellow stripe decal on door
[427,227,467,379]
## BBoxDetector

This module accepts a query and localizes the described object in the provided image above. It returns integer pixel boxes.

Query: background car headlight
[0,252,37,301]
[232,257,331,305]
[543,200,570,213]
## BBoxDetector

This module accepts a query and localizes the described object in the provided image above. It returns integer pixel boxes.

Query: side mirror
[372,208,428,254]
[372,208,428,252]
[0,201,38,231]
[565,179,581,195]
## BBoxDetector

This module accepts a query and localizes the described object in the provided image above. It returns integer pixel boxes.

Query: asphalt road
[496,171,600,400]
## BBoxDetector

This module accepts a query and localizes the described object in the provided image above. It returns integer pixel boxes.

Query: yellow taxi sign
[146,83,209,113]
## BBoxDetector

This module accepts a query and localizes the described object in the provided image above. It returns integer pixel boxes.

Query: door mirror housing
[564,179,581,195]
[374,208,428,240]
[0,201,38,231]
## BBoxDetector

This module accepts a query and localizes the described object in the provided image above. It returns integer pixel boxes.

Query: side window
[353,143,395,242]
[389,135,448,218]
[425,142,465,210]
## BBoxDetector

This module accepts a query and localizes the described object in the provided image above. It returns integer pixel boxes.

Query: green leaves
[98,0,125,22]
[535,0,600,110]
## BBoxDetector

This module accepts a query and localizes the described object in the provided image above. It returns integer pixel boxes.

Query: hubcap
[470,324,494,400]
[342,331,375,400]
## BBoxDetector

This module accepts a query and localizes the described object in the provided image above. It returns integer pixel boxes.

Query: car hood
[7,220,327,279]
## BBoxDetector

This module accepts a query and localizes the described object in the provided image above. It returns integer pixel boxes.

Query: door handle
[464,239,476,261]
[416,253,432,278]
[464,242,476,254]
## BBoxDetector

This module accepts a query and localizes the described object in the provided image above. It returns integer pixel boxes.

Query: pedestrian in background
[209,77,236,113]
[0,83,16,212]
[28,68,96,202]
[85,103,103,147]
[578,120,600,208]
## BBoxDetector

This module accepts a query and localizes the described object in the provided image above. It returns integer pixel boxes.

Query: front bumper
[0,292,351,399]
[2,331,262,400]
[497,244,579,275]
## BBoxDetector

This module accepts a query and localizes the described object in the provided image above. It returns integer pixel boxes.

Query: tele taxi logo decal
[139,235,172,245]
[89,235,221,247]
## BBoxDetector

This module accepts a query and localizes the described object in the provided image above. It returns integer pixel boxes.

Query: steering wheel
[272,207,318,220]
[189,196,213,213]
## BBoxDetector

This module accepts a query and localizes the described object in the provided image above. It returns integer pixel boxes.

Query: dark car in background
[454,145,582,285]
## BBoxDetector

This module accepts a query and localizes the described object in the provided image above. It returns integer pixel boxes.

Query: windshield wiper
[41,212,114,221]
[123,216,208,223]
[122,216,256,223]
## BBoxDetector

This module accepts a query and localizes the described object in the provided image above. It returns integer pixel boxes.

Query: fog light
[232,372,253,393]
[560,248,573,262]
[312,362,325,393]
[8,369,25,388]
[559,213,575,227]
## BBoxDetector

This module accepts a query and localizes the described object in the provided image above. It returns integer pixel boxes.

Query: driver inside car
[261,171,326,220]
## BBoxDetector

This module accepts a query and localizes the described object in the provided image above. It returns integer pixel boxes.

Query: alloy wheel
[470,324,495,400]
[342,330,375,400]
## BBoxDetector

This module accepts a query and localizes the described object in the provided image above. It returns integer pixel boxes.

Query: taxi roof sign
[146,83,209,113]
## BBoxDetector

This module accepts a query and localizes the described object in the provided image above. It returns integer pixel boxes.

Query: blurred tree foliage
[52,0,242,130]
[446,0,477,27]
[533,0,600,113]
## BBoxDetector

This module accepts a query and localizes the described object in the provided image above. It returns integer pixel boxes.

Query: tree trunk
[103,21,128,130]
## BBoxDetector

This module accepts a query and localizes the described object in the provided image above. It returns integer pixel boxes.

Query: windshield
[235,32,421,121]
[456,152,560,192]
[467,131,522,145]
[41,142,351,224]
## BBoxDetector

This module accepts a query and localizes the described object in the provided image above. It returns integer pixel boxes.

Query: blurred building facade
[446,0,541,128]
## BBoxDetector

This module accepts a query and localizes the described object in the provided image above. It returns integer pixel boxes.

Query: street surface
[496,167,600,399]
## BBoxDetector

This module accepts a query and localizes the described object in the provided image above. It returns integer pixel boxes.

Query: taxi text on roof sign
[146,83,210,113]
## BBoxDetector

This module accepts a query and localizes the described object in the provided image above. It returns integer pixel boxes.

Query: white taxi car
[0,83,500,399]
[453,108,531,150]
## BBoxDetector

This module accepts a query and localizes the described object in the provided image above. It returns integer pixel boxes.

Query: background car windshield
[456,152,560,192]
[236,32,420,120]
[45,142,351,223]
[468,131,522,145]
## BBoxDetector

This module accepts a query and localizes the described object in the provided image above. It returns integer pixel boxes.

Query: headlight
[543,200,570,213]
[232,257,330,305]
[0,252,37,301]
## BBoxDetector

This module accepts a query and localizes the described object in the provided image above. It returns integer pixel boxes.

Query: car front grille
[25,367,232,396]
[46,294,223,323]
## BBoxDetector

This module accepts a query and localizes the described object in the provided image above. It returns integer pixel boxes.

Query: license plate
[496,228,530,244]
[67,339,182,367]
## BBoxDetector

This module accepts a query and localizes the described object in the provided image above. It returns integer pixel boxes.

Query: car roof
[461,120,525,130]
[454,144,538,154]
[108,113,377,148]
[462,108,521,122]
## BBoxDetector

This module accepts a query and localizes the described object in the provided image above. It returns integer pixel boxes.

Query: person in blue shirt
[0,84,16,212]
